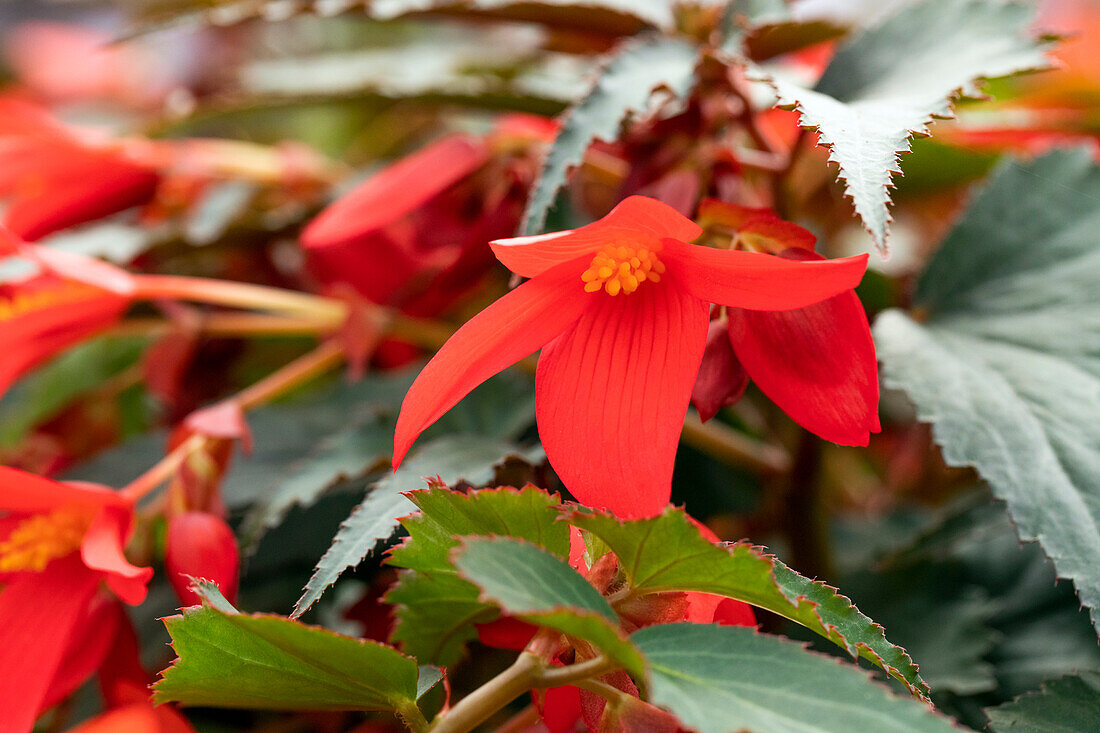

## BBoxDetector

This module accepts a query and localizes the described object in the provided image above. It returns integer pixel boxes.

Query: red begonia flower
[690,318,750,423]
[0,468,152,732]
[393,196,868,516]
[302,118,551,318]
[0,98,159,241]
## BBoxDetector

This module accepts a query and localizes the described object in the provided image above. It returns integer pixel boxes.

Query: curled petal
[0,555,100,732]
[393,260,588,467]
[663,238,868,311]
[0,467,122,514]
[301,134,488,249]
[727,250,879,445]
[40,593,122,711]
[491,195,702,278]
[535,280,709,517]
[81,506,152,605]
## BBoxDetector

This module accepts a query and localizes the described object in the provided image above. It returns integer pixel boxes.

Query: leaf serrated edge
[155,604,421,708]
[564,507,931,700]
[521,33,701,235]
[743,0,1056,251]
[637,623,963,730]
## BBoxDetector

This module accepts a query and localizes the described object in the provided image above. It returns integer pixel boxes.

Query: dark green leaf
[521,34,700,234]
[568,508,929,699]
[453,536,646,679]
[155,604,421,713]
[384,485,568,666]
[873,150,1100,631]
[986,673,1100,733]
[633,624,958,733]
[752,0,1051,249]
[293,436,543,616]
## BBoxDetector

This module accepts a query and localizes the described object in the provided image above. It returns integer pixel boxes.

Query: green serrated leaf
[986,672,1100,733]
[873,149,1100,633]
[188,579,241,614]
[567,508,930,699]
[633,624,958,733]
[453,536,646,679]
[521,34,700,235]
[385,571,496,665]
[751,0,1052,249]
[155,604,420,712]
[383,485,568,666]
[293,436,541,616]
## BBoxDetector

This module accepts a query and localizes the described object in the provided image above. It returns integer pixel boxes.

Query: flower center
[580,244,665,296]
[0,281,100,322]
[0,509,92,572]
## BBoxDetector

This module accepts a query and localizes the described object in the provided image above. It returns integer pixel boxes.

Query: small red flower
[393,196,869,517]
[0,98,159,241]
[0,467,152,732]
[301,116,553,317]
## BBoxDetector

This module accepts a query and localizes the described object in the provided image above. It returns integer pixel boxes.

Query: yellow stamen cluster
[0,282,99,322]
[0,509,92,572]
[581,244,665,296]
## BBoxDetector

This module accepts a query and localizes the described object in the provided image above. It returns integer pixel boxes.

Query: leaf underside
[634,624,957,733]
[874,149,1100,633]
[752,0,1052,250]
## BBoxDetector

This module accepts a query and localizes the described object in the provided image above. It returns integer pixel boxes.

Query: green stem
[429,653,540,733]
[398,700,431,733]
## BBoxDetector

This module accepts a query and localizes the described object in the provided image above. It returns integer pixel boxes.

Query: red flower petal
[0,555,100,733]
[301,134,488,250]
[664,238,868,311]
[81,506,152,605]
[3,151,158,241]
[535,281,709,517]
[691,319,749,423]
[392,260,587,468]
[0,467,122,513]
[535,684,584,733]
[727,250,879,445]
[491,195,702,278]
[0,270,131,398]
[66,702,195,733]
[40,593,122,712]
[475,616,538,650]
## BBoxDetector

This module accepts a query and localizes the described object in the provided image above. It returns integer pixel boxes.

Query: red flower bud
[165,512,239,607]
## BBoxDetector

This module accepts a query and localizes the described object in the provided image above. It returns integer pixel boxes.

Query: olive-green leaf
[453,536,646,679]
[873,150,1100,632]
[155,604,422,713]
[634,624,958,733]
[385,485,569,666]
[567,508,929,699]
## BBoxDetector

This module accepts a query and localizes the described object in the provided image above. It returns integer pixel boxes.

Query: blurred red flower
[393,196,869,517]
[0,98,160,241]
[301,116,555,318]
[0,468,152,732]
